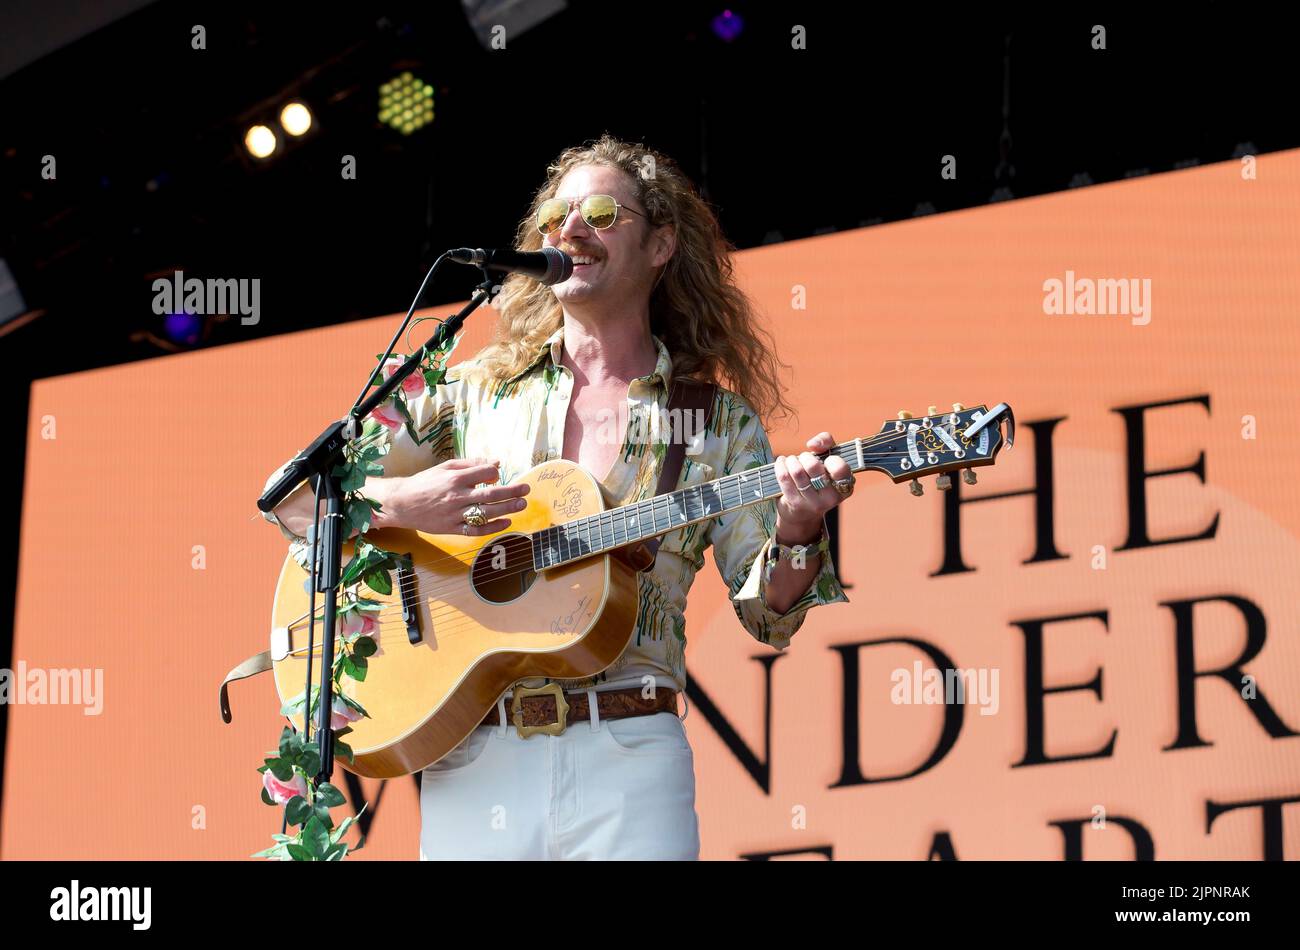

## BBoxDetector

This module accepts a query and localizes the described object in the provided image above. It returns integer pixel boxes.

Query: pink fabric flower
[369,402,403,430]
[339,612,377,638]
[330,695,365,730]
[262,768,308,805]
[382,358,426,397]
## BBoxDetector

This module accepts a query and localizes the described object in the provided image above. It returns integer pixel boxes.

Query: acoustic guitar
[268,402,1014,778]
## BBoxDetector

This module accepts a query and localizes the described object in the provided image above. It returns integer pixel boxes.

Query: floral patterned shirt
[262,327,849,695]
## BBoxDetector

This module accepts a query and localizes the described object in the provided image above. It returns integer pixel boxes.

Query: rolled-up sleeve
[707,400,849,651]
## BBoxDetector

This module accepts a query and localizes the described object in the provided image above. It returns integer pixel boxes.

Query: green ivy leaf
[313,799,335,829]
[338,463,368,493]
[297,747,321,777]
[285,795,313,827]
[334,737,355,764]
[266,757,294,782]
[278,726,302,759]
[260,787,276,806]
[341,653,368,683]
[330,814,358,844]
[325,842,349,861]
[353,636,377,659]
[362,566,392,595]
[316,782,347,808]
[346,498,374,535]
[340,554,367,587]
[303,816,331,858]
[286,843,314,862]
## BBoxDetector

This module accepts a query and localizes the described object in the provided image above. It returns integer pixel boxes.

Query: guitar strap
[219,376,717,723]
[636,377,717,563]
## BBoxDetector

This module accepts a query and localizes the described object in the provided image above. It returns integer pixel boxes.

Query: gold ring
[462,504,488,527]
[833,476,854,496]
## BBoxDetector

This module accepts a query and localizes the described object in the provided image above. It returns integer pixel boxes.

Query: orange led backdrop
[5,151,1299,859]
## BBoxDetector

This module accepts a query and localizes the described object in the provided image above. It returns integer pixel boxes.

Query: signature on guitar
[553,485,583,517]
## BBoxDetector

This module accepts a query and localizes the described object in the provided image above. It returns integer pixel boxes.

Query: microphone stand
[257,253,500,798]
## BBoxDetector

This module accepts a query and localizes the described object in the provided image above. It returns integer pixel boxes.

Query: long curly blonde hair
[466,133,792,424]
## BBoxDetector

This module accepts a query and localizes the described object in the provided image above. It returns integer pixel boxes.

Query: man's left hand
[772,431,855,544]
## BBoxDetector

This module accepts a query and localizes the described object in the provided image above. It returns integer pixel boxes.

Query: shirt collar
[522,326,674,392]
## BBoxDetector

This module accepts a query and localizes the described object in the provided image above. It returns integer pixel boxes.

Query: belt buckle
[510,682,570,738]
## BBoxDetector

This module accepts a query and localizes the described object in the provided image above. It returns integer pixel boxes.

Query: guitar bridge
[395,555,422,644]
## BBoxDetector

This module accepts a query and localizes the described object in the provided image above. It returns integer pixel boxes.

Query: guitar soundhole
[469,533,538,604]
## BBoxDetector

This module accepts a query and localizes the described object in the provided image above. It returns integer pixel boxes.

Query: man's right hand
[377,457,530,536]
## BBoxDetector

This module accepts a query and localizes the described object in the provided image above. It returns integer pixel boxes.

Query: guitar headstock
[843,402,1015,495]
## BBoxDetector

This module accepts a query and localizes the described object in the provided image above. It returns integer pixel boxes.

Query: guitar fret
[539,449,855,569]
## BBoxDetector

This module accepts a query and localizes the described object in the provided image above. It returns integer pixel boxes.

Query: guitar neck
[530,439,873,571]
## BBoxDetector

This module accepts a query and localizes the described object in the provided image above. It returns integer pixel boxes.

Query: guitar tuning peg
[897,410,913,420]
[909,479,924,496]
[927,405,938,416]
[962,468,978,486]
[936,473,953,491]
[952,402,965,412]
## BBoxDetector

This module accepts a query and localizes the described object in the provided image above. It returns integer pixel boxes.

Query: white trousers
[418,688,700,860]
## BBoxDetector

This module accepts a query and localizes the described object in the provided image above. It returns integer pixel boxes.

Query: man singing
[263,134,854,859]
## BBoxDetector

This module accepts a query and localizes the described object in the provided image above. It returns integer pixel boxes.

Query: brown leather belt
[479,682,678,737]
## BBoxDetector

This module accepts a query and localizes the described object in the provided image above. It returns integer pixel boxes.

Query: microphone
[447,246,573,286]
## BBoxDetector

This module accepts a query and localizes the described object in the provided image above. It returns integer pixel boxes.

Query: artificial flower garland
[253,332,457,860]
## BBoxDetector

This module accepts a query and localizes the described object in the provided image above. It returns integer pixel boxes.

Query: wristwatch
[767,525,830,567]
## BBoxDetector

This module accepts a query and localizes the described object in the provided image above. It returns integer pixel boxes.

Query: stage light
[379,72,435,135]
[279,102,312,137]
[163,311,203,346]
[711,9,744,42]
[244,124,277,159]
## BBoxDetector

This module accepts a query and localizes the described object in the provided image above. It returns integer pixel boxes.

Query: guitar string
[282,437,890,620]
[319,450,983,616]
[322,427,971,585]
[277,426,992,634]
[277,464,987,652]
[280,440,992,636]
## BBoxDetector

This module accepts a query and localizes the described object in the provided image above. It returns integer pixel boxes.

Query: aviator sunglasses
[535,194,648,235]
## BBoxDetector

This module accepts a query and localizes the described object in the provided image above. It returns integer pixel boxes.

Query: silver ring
[462,504,487,527]
[809,474,830,491]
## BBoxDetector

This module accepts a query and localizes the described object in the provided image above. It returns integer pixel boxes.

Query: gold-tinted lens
[536,198,571,234]
[581,194,619,229]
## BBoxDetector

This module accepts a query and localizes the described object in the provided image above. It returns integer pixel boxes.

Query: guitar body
[269,459,640,779]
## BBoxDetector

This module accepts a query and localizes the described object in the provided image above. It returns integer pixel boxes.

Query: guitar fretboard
[529,440,869,571]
